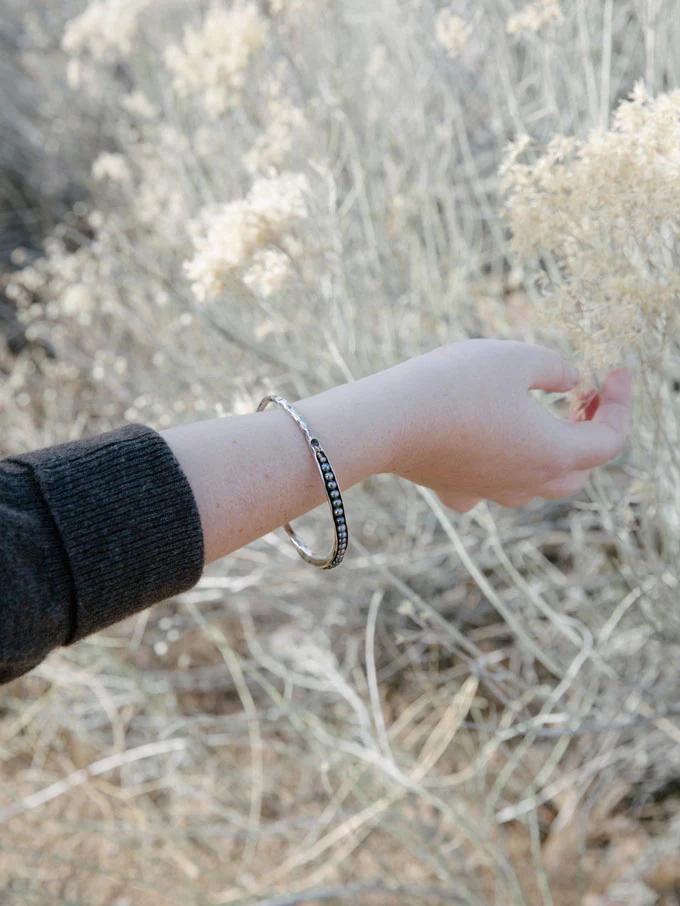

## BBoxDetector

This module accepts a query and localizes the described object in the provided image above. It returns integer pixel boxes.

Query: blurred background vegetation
[2,1,680,904]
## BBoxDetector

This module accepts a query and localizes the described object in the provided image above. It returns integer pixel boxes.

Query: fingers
[560,369,632,470]
[492,491,536,507]
[537,468,590,499]
[438,492,481,513]
[516,367,631,504]
[498,469,590,505]
[570,388,600,422]
[523,344,581,393]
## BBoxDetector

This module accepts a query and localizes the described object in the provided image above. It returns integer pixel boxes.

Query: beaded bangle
[256,394,348,569]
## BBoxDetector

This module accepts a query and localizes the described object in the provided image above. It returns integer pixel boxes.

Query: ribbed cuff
[15,424,205,643]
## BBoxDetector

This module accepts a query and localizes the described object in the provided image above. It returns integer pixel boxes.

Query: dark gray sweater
[0,424,205,685]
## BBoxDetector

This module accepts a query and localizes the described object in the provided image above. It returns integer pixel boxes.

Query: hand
[382,339,632,512]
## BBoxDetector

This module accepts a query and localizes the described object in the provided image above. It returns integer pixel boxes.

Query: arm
[163,338,632,563]
[160,366,402,565]
[1,339,632,684]
[1,425,204,683]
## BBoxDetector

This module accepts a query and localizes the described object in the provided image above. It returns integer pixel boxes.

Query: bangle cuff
[256,394,348,569]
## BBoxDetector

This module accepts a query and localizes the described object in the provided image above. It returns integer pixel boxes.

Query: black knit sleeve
[0,424,205,685]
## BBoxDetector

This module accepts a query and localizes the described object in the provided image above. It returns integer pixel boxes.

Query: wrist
[369,343,469,481]
[293,368,402,486]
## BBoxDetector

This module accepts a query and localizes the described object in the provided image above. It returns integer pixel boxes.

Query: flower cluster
[244,94,306,174]
[435,9,472,59]
[164,2,268,117]
[120,90,157,120]
[506,0,562,35]
[184,171,310,301]
[92,152,131,184]
[270,0,313,14]
[500,83,680,372]
[62,0,151,60]
[8,1,680,897]
[242,248,294,298]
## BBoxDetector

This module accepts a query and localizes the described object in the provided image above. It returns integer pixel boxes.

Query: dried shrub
[3,1,680,904]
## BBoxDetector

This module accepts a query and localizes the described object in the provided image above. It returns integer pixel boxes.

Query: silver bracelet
[256,394,348,569]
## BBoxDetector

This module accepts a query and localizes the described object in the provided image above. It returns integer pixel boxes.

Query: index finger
[523,344,581,393]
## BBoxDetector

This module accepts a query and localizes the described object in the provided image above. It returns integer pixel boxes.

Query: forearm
[0,339,630,685]
[0,366,401,685]
[161,368,402,565]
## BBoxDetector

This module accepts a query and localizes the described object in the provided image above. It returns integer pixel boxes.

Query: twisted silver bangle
[256,394,348,569]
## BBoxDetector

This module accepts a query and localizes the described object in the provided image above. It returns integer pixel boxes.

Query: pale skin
[161,339,633,566]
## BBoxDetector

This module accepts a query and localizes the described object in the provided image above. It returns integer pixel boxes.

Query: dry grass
[2,1,680,903]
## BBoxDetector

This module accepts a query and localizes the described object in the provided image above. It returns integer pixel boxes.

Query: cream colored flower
[62,0,150,59]
[121,90,157,119]
[501,86,680,371]
[243,95,306,174]
[243,248,294,298]
[164,2,268,117]
[134,159,185,230]
[185,172,309,301]
[60,284,92,316]
[507,0,562,35]
[248,171,310,230]
[92,152,131,183]
[270,0,314,15]
[435,10,472,58]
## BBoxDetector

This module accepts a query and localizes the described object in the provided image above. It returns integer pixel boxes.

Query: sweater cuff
[15,424,204,643]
